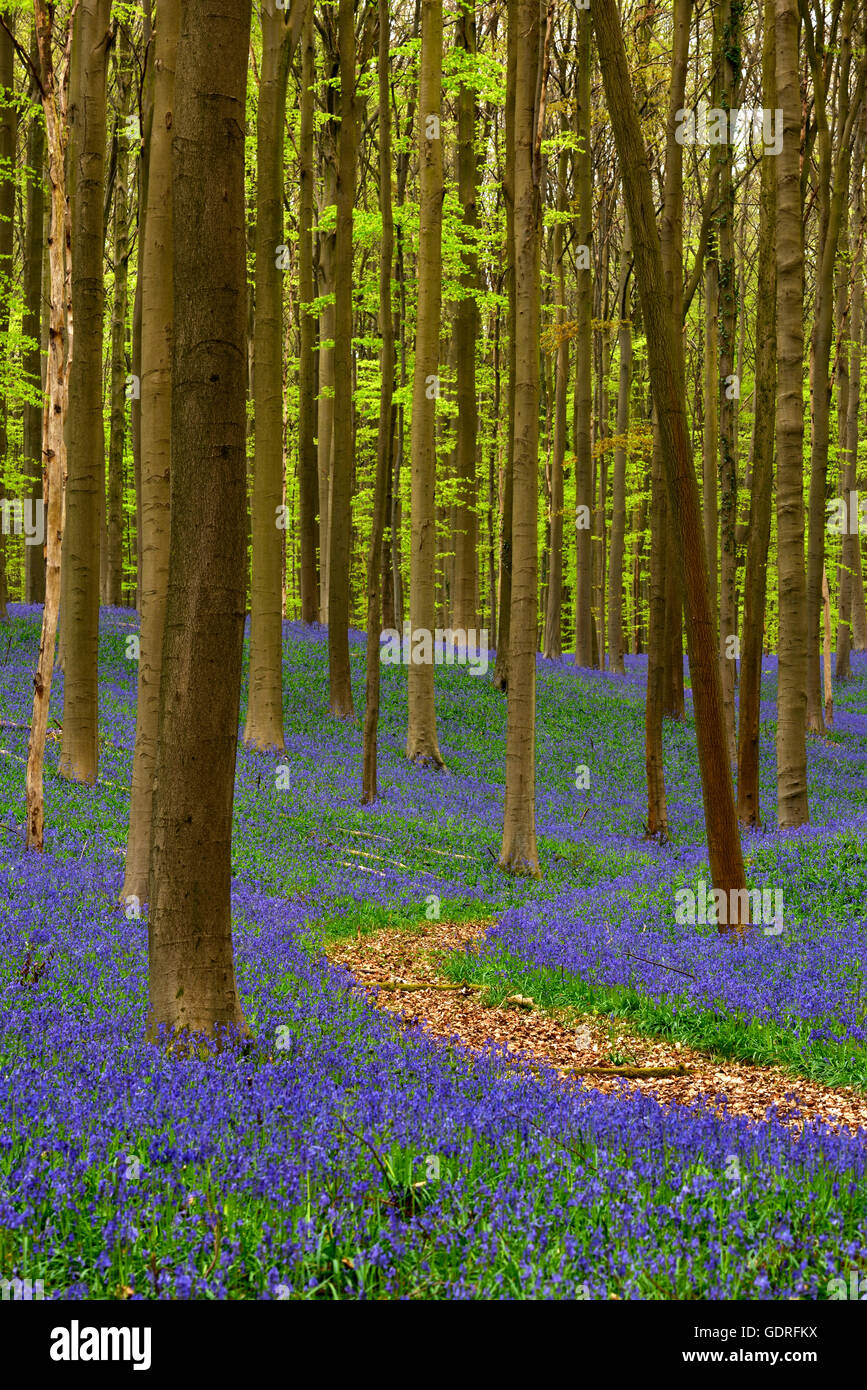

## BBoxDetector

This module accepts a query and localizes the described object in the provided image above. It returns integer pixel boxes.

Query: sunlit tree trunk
[105,27,133,609]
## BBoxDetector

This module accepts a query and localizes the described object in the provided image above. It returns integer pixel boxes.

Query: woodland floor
[327,919,867,1135]
[1,606,866,1298]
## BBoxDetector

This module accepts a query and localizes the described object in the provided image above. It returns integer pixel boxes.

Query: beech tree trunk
[105,27,133,609]
[406,0,443,762]
[297,0,318,623]
[362,0,395,804]
[23,24,46,606]
[121,0,178,907]
[60,0,111,785]
[26,0,73,851]
[451,2,479,638]
[737,0,776,827]
[499,0,541,877]
[774,0,809,827]
[147,0,253,1040]
[327,0,357,718]
[574,17,593,668]
[245,5,300,750]
[592,0,748,918]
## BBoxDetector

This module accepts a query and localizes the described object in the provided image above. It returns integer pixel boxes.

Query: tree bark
[451,1,480,638]
[105,26,133,609]
[362,0,395,804]
[26,0,74,851]
[774,0,809,826]
[406,0,443,761]
[327,0,357,718]
[147,0,253,1040]
[574,16,593,668]
[737,0,776,827]
[591,0,748,917]
[60,0,111,784]
[499,0,541,877]
[297,0,318,623]
[245,5,296,750]
[121,0,178,907]
[23,23,46,606]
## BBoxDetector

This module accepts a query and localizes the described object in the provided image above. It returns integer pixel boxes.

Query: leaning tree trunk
[327,0,357,718]
[362,0,395,805]
[60,0,111,785]
[245,5,294,750]
[499,0,541,877]
[25,0,73,851]
[591,0,748,919]
[737,0,776,827]
[121,0,178,908]
[774,0,809,827]
[406,0,443,762]
[147,0,253,1040]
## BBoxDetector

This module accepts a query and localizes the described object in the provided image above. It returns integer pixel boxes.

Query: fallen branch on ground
[572,1064,692,1078]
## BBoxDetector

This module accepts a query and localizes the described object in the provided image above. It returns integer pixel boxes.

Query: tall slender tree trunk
[0,19,16,619]
[837,123,864,680]
[147,0,253,1040]
[451,1,479,638]
[574,17,593,668]
[608,210,631,675]
[26,0,73,851]
[316,34,338,625]
[592,0,748,919]
[646,407,669,837]
[737,0,776,827]
[493,0,516,691]
[105,27,133,609]
[362,0,395,804]
[544,103,569,661]
[297,0,318,623]
[407,0,443,761]
[803,1,863,731]
[121,0,178,906]
[245,6,295,750]
[500,0,541,876]
[60,0,111,784]
[717,0,739,761]
[327,0,356,718]
[774,0,809,826]
[23,25,46,606]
